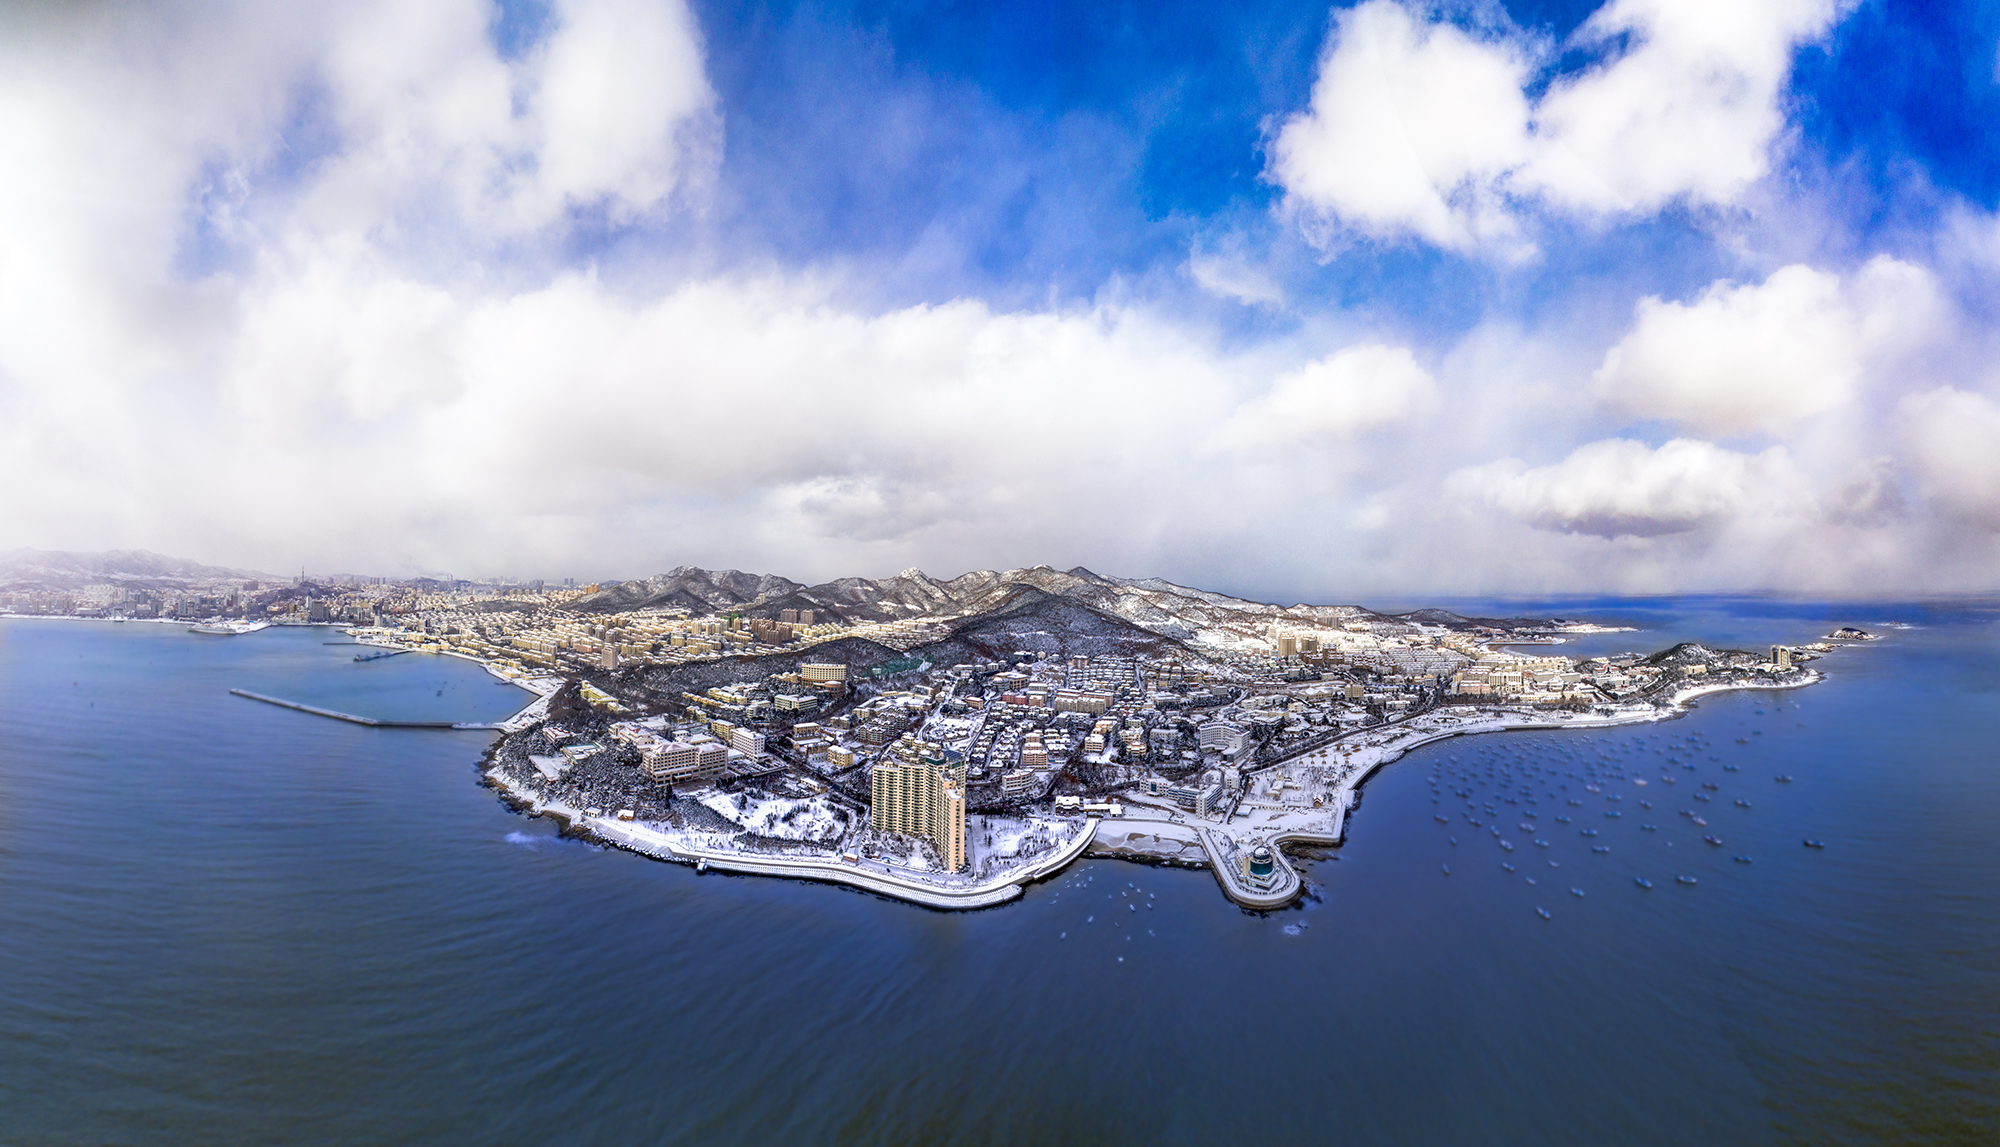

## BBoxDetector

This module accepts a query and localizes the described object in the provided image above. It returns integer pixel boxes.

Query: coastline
[476,659,1825,912]
[1175,669,1827,908]
[479,754,1096,910]
[6,613,1832,912]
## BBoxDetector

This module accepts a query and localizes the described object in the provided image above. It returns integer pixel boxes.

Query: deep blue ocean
[1,601,1995,1145]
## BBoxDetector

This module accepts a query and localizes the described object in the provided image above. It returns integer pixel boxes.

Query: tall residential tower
[870,761,967,872]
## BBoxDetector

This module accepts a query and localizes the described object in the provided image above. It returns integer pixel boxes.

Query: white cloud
[1268,1,1531,249]
[298,0,717,239]
[1206,344,1436,454]
[1187,235,1286,306]
[1270,0,1848,250]
[1450,437,1805,538]
[1,0,1997,598]
[1524,0,1844,213]
[1593,258,1941,436]
[1898,388,2000,527]
[529,0,717,221]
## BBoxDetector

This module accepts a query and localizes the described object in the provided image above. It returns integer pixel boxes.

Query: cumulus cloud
[1592,258,1942,436]
[1267,1,1530,249]
[1523,0,1844,213]
[1,0,1997,598]
[1270,0,1848,250]
[1206,345,1436,454]
[1450,437,1805,538]
[1187,236,1286,307]
[2,238,1261,576]
[0,1,716,566]
[1898,388,2000,527]
[302,0,715,234]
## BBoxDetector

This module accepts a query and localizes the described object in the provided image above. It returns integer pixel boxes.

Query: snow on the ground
[699,791,848,842]
[975,815,1066,859]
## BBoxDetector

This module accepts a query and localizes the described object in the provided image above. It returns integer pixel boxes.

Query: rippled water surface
[1,603,1995,1144]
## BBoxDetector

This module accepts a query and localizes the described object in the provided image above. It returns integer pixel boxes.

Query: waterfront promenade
[488,763,1099,910]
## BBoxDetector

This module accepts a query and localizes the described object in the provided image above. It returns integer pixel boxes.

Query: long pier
[229,689,495,730]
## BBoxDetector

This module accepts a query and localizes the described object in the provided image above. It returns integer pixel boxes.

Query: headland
[312,566,1854,912]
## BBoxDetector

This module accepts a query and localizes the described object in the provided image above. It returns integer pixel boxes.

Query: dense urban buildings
[4,554,1838,908]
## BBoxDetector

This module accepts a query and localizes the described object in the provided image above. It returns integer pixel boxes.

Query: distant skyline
[5,0,2000,600]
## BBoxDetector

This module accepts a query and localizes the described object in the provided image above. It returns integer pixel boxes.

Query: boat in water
[1634,877,1653,889]
[187,621,270,636]
[1803,839,1826,849]
[1676,875,1698,885]
[1536,907,1551,920]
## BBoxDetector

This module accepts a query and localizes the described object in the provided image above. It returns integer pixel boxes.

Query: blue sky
[679,0,1999,294]
[3,0,1999,598]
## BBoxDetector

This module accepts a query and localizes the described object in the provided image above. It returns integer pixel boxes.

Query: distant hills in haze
[0,548,275,592]
[570,563,1560,652]
[0,549,1570,648]
[568,563,1327,640]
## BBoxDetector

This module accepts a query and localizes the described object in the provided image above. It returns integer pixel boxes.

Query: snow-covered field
[973,815,1067,860]
[699,791,849,842]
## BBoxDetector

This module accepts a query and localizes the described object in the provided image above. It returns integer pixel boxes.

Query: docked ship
[187,621,270,636]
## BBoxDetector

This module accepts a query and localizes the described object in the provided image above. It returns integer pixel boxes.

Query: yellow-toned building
[870,761,967,871]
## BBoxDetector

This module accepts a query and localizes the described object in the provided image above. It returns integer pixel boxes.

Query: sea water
[0,603,1995,1144]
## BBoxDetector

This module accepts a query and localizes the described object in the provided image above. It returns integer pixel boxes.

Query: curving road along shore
[1192,672,1826,909]
[484,760,1097,911]
[480,673,1824,913]
[1197,827,1299,909]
